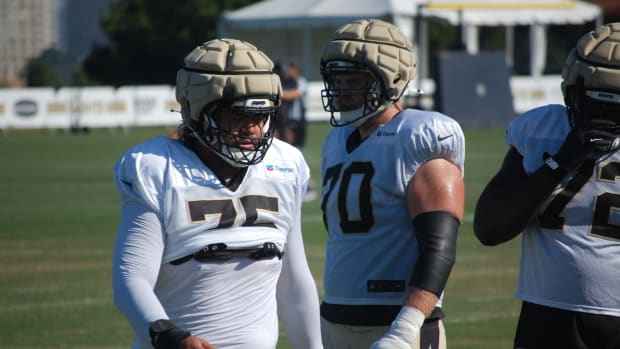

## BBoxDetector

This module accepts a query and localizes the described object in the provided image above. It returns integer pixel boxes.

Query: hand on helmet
[549,128,619,172]
[580,128,620,155]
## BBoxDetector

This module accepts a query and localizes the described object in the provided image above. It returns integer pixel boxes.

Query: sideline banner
[0,86,181,130]
[1,88,54,129]
[0,78,563,129]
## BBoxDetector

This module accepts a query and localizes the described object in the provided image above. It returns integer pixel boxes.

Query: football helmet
[320,19,416,127]
[561,23,620,152]
[175,38,281,167]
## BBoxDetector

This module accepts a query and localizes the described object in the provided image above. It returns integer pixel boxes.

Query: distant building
[0,0,61,85]
[0,0,109,86]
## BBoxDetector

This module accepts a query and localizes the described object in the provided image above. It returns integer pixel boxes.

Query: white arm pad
[369,306,425,349]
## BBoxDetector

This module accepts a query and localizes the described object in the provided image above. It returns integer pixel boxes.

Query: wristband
[390,306,425,341]
[542,152,560,170]
[369,306,425,349]
[149,319,191,349]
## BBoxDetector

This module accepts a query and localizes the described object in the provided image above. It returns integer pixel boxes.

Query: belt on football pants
[170,242,282,265]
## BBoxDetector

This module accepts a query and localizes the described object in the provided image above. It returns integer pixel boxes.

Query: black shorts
[514,301,620,349]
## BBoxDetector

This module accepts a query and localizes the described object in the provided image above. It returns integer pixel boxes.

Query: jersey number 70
[321,161,375,234]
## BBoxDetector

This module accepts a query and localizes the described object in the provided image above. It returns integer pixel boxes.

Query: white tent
[218,0,602,81]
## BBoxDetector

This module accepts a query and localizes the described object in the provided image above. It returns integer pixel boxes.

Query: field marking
[463,294,515,303]
[444,310,519,324]
[0,296,111,312]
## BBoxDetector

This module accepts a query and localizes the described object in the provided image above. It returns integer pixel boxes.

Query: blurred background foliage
[81,0,259,86]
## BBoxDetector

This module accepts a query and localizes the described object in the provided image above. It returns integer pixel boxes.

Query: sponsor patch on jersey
[374,128,397,144]
[376,130,396,137]
[264,160,296,181]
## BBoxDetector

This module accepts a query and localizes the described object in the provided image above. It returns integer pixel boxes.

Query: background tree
[82,0,258,86]
[23,58,60,87]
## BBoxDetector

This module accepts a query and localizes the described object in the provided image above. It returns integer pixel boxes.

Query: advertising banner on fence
[0,86,181,130]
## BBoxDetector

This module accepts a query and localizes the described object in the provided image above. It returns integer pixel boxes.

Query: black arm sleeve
[473,147,566,246]
[410,211,460,297]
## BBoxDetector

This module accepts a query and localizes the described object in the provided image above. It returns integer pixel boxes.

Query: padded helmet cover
[562,23,620,98]
[175,38,282,128]
[321,19,416,102]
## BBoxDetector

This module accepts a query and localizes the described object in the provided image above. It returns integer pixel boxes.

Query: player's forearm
[370,288,434,349]
[474,156,565,245]
[404,287,439,317]
[113,202,169,341]
[277,228,322,348]
[277,271,322,348]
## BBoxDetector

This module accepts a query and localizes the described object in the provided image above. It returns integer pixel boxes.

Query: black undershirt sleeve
[473,147,567,246]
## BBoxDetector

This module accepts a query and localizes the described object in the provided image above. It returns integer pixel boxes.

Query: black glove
[580,128,620,155]
[546,128,620,172]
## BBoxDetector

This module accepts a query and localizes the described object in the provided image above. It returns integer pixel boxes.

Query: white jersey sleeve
[276,202,322,349]
[112,200,168,345]
[397,109,465,189]
[505,104,571,174]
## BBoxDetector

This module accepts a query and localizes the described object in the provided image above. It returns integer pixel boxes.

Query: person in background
[318,19,465,349]
[276,58,317,202]
[112,38,322,349]
[280,59,308,150]
[273,60,290,143]
[474,23,620,349]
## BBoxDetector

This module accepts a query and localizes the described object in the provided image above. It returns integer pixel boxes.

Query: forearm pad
[410,211,460,296]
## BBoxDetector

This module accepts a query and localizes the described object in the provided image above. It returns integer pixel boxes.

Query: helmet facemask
[321,60,386,127]
[196,98,278,167]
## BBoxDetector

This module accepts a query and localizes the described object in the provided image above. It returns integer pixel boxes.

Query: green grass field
[0,123,521,349]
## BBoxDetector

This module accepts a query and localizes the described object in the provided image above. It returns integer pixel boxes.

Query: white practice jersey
[113,136,319,349]
[506,104,620,316]
[321,109,465,306]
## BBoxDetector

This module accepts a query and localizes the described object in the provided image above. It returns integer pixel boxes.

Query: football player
[112,39,322,349]
[318,19,465,349]
[474,23,620,348]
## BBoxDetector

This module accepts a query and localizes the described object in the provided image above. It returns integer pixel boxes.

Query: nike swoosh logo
[438,134,453,141]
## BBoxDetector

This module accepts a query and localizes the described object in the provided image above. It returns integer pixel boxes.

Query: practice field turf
[0,123,521,349]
